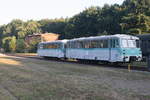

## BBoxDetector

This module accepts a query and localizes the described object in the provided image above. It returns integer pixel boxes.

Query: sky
[0,0,124,25]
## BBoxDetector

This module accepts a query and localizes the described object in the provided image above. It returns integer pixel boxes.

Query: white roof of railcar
[39,39,68,44]
[69,34,139,42]
[39,34,139,44]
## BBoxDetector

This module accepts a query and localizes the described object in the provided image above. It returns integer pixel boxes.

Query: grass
[0,54,150,100]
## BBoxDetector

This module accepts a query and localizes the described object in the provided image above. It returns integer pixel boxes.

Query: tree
[38,18,67,39]
[26,39,39,53]
[100,4,122,34]
[64,5,123,39]
[16,39,26,53]
[2,19,24,38]
[0,0,150,53]
[122,0,150,14]
[9,36,16,52]
[24,20,41,35]
[65,6,103,39]
[2,37,12,52]
[2,36,17,52]
[120,0,150,34]
[0,25,6,47]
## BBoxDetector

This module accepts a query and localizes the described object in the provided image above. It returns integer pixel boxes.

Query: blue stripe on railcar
[118,48,141,56]
[66,47,141,62]
[66,48,141,55]
[66,48,141,54]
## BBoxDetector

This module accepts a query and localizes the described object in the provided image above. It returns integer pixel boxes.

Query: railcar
[65,34,142,62]
[37,40,68,58]
[138,34,150,69]
[138,34,150,57]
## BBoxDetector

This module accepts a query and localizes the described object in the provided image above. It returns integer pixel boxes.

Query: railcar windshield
[121,39,139,48]
[38,43,44,49]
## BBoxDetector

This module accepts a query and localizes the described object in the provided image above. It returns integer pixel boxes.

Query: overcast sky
[0,0,124,25]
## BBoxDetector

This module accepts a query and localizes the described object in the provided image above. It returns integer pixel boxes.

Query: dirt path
[0,54,150,100]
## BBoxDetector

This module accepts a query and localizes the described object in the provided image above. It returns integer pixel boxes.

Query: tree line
[0,0,150,53]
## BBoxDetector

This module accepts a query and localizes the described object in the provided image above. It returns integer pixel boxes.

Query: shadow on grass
[0,56,23,66]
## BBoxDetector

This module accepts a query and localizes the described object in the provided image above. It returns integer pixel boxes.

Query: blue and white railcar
[37,40,68,58]
[66,34,142,62]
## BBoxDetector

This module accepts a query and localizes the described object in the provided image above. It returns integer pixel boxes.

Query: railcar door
[109,38,120,62]
[101,39,109,61]
[63,43,67,58]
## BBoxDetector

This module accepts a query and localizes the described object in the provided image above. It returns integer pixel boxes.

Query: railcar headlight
[123,56,128,62]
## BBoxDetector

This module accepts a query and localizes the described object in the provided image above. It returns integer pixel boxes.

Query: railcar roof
[69,34,139,41]
[39,34,139,44]
[39,39,68,44]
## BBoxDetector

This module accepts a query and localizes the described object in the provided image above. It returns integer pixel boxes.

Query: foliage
[24,20,41,35]
[16,39,26,53]
[2,36,16,52]
[38,18,67,39]
[0,0,150,52]
[9,36,16,52]
[2,37,12,52]
[121,0,150,34]
[26,39,39,53]
[121,13,150,34]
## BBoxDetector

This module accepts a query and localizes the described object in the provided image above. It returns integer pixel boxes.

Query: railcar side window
[43,44,47,49]
[91,40,98,48]
[77,41,82,48]
[68,41,79,48]
[80,41,84,48]
[67,39,108,49]
[74,41,77,48]
[110,39,119,48]
[84,41,90,48]
[68,42,72,48]
[100,40,104,48]
[111,39,115,48]
[42,43,62,49]
[110,39,113,48]
[66,42,70,48]
[116,39,119,48]
[103,40,108,48]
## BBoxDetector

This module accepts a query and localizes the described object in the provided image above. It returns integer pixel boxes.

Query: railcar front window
[128,40,136,48]
[122,39,138,48]
[38,44,43,49]
[122,40,128,48]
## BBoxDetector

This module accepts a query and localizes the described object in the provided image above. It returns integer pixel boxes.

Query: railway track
[6,54,150,72]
